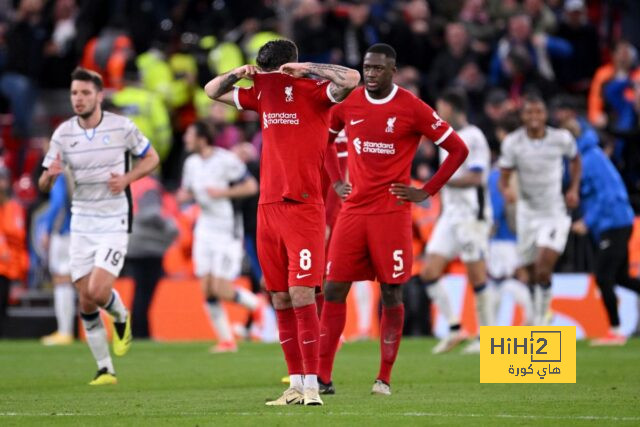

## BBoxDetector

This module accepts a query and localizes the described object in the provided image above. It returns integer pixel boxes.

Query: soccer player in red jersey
[204,40,360,406]
[318,44,469,396]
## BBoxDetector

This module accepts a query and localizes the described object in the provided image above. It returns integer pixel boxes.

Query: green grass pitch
[1,339,639,426]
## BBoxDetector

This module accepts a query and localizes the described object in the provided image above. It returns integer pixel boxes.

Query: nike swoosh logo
[302,339,317,345]
[350,119,365,125]
[71,141,79,147]
[296,273,311,279]
[383,339,397,344]
[392,272,405,279]
[285,398,299,404]
[320,334,327,337]
[280,338,293,344]
[257,91,262,100]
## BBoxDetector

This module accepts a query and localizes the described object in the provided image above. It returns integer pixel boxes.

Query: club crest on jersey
[285,86,294,102]
[353,137,362,154]
[431,111,444,130]
[102,135,111,145]
[385,117,396,133]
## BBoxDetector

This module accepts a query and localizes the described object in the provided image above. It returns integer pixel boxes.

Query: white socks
[234,288,259,311]
[474,284,494,328]
[290,374,304,391]
[207,299,233,342]
[80,311,114,374]
[54,284,75,336]
[533,284,553,326]
[303,374,318,391]
[103,290,127,323]
[426,280,459,327]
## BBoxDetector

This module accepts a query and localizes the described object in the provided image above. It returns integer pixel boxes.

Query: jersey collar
[365,84,398,105]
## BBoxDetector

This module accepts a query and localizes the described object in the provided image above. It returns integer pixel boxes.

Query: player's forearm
[38,171,56,193]
[568,155,582,192]
[446,171,482,188]
[498,169,511,198]
[204,69,242,100]
[422,132,469,196]
[305,63,360,101]
[126,147,160,184]
[324,142,343,184]
[225,176,258,199]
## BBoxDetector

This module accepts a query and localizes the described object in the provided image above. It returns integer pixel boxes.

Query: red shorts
[326,211,412,284]
[257,202,326,292]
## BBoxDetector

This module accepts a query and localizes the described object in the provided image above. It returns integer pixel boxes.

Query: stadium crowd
[0,0,639,342]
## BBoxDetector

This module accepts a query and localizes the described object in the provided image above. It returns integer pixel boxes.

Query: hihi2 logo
[480,326,576,383]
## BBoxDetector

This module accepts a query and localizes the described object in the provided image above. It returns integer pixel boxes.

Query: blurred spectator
[499,45,557,104]
[293,0,339,64]
[459,0,497,48]
[523,0,557,34]
[489,13,572,87]
[328,0,380,70]
[476,88,516,153]
[0,165,27,336]
[588,40,640,129]
[554,97,640,345]
[111,59,172,163]
[40,0,78,89]
[555,0,600,93]
[427,22,482,101]
[79,25,133,90]
[125,176,178,338]
[611,0,640,52]
[0,0,47,139]
[384,0,437,75]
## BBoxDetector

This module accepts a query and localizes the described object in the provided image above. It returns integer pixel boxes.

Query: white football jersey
[181,148,248,238]
[498,126,577,216]
[439,124,492,222]
[42,111,150,234]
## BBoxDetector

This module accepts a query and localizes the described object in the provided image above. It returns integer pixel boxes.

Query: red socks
[275,308,303,375]
[377,304,405,384]
[294,303,320,375]
[318,301,347,383]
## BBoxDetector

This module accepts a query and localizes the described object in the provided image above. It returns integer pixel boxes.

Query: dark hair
[522,91,545,106]
[438,88,468,113]
[496,112,521,134]
[70,67,104,91]
[191,120,214,145]
[256,39,298,71]
[366,43,397,61]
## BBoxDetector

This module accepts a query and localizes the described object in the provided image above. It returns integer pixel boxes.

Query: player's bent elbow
[346,70,361,88]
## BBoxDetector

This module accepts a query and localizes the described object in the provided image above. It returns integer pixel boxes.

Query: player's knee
[324,282,350,303]
[380,284,403,307]
[534,267,552,285]
[270,291,292,310]
[289,286,316,308]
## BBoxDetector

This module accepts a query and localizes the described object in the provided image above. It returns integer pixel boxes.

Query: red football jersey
[330,85,453,214]
[234,72,338,204]
[322,130,349,227]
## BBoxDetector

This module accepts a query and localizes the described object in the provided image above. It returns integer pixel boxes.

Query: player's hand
[333,180,352,200]
[389,183,429,203]
[47,153,63,178]
[233,65,258,80]
[108,172,129,194]
[207,187,227,198]
[41,233,50,251]
[565,188,579,209]
[279,62,310,78]
[571,219,588,235]
[503,187,517,204]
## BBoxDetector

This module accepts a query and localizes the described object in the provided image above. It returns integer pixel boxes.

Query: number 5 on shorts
[393,250,403,272]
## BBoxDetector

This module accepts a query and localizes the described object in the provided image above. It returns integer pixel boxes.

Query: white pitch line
[1,412,639,421]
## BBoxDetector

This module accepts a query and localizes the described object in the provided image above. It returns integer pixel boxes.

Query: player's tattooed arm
[279,62,360,102]
[204,65,258,106]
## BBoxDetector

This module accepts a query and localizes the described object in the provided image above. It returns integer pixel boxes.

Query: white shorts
[488,240,518,280]
[516,213,571,267]
[70,232,129,282]
[193,234,243,280]
[49,233,71,276]
[426,217,491,263]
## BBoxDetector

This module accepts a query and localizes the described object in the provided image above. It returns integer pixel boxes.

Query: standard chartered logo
[353,137,395,155]
[262,112,300,129]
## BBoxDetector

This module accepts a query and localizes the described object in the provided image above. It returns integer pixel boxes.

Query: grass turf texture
[1,339,639,426]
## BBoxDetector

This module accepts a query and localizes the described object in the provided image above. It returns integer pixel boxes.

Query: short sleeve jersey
[329,85,453,214]
[233,72,338,204]
[439,124,492,221]
[498,126,577,216]
[42,111,151,234]
[182,148,248,237]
